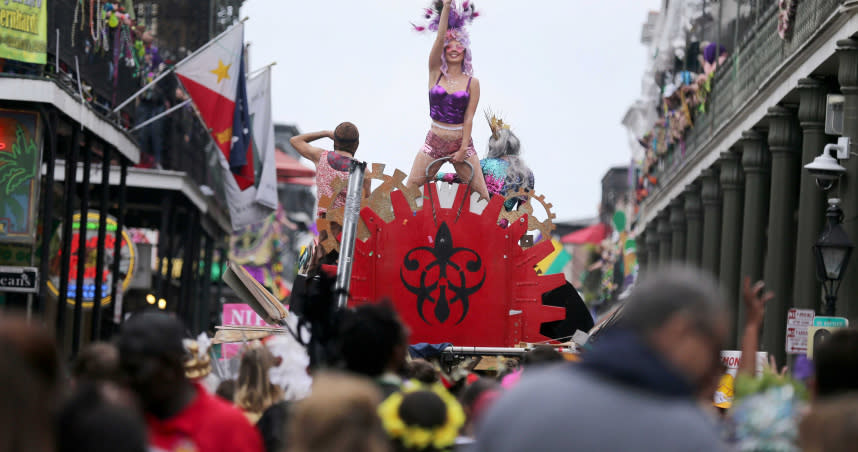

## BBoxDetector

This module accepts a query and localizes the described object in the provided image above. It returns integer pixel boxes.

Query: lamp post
[813,198,854,316]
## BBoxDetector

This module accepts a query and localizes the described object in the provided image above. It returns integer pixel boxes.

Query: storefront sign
[0,0,46,64]
[786,308,815,355]
[46,212,136,309]
[221,303,277,358]
[0,265,37,293]
[0,109,42,243]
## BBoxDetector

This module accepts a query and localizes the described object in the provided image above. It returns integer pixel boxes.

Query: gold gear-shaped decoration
[315,177,349,253]
[498,188,556,244]
[316,163,422,254]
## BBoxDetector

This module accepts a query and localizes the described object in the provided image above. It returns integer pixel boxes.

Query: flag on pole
[247,66,278,212]
[214,65,279,230]
[175,23,255,191]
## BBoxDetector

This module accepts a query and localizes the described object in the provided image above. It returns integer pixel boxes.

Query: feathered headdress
[413,1,479,76]
[412,1,479,33]
[486,111,511,139]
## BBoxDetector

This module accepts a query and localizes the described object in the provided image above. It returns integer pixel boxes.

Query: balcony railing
[646,0,843,201]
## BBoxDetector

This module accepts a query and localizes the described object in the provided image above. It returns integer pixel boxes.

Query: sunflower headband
[378,381,466,451]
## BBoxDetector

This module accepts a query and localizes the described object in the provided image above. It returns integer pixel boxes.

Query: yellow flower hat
[378,381,466,451]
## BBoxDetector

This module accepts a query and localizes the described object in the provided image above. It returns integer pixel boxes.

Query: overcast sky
[240,0,660,221]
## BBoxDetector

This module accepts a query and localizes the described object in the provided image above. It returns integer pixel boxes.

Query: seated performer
[439,114,535,211]
[406,0,491,201]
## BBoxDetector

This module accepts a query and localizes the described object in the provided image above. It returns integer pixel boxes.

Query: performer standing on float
[406,0,491,201]
[290,122,362,219]
[291,122,368,266]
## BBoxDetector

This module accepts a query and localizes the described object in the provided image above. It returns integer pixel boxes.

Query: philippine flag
[175,23,255,190]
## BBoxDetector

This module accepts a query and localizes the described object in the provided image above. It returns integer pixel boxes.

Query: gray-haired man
[476,265,730,452]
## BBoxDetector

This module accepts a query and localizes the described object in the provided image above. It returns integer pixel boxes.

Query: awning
[281,176,315,187]
[276,150,315,182]
[560,222,609,245]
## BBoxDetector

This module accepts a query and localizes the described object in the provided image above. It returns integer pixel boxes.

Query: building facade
[0,0,245,355]
[626,0,856,363]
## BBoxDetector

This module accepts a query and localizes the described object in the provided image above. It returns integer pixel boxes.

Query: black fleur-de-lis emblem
[400,223,485,324]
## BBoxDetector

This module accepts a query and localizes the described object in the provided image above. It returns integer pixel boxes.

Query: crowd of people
[4,264,858,451]
[6,2,856,451]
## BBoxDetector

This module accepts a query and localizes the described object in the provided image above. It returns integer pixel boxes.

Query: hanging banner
[0,108,42,243]
[0,0,47,64]
[46,212,136,309]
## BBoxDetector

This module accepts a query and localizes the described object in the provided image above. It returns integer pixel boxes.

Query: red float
[348,183,565,346]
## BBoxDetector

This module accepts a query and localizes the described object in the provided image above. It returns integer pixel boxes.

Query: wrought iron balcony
[645,0,843,203]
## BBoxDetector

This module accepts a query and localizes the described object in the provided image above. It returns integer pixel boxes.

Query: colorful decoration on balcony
[229,205,296,300]
[71,0,149,83]
[633,42,728,213]
[778,0,799,40]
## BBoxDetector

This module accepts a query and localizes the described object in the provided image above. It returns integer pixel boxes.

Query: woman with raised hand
[406,0,491,201]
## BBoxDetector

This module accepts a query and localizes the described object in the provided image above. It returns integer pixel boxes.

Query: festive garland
[634,69,716,209]
[71,0,146,85]
[778,0,798,40]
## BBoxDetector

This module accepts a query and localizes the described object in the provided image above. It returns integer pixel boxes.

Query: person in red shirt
[118,312,264,452]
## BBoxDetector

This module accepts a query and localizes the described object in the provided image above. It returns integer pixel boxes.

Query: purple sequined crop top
[429,74,471,124]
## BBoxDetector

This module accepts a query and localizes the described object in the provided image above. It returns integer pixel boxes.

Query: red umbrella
[560,223,609,245]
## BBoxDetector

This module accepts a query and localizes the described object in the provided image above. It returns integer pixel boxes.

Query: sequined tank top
[429,74,472,124]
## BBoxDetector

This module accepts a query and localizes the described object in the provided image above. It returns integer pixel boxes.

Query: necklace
[445,74,465,89]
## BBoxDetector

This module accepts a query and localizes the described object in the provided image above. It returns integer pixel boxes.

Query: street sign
[813,316,849,328]
[786,308,815,355]
[0,266,38,293]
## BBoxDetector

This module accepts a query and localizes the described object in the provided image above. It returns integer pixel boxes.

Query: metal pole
[109,160,128,328]
[335,160,367,308]
[825,294,837,316]
[188,219,202,333]
[74,57,84,109]
[37,109,56,318]
[55,28,59,74]
[91,148,111,341]
[72,137,92,355]
[201,234,215,333]
[57,129,80,338]
[248,61,277,79]
[442,346,574,356]
[179,206,196,325]
[155,194,172,298]
[128,99,191,133]
[163,203,180,309]
[112,66,176,113]
[215,247,225,316]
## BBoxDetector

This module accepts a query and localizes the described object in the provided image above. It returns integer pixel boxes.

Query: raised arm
[452,77,480,163]
[429,0,453,76]
[738,277,774,377]
[289,130,333,165]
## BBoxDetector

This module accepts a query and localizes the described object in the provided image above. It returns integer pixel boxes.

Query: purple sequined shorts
[421,129,476,159]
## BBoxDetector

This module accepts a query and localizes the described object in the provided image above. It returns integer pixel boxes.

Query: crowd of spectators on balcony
[633,41,728,211]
